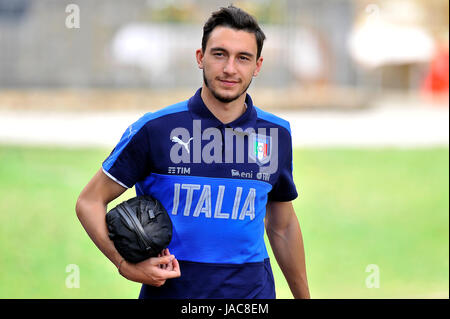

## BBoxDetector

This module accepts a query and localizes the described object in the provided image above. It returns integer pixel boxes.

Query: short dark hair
[202,5,266,59]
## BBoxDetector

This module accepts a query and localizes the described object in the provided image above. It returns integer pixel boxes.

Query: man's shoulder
[253,106,292,135]
[123,100,189,140]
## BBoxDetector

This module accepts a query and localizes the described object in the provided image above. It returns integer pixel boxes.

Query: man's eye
[239,56,250,61]
[214,53,224,57]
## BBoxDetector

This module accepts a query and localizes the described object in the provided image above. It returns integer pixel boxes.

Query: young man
[76,5,310,299]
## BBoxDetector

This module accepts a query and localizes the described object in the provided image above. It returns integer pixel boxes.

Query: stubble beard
[203,70,252,104]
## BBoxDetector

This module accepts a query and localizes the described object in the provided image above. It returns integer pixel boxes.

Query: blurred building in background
[0,0,448,110]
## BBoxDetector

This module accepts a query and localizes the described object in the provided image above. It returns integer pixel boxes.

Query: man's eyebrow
[210,47,254,58]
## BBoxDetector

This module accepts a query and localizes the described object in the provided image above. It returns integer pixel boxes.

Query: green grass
[0,145,448,298]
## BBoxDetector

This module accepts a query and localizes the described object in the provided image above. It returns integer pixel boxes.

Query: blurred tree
[146,1,199,23]
[234,0,287,24]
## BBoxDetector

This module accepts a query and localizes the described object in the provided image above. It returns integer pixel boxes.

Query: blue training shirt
[102,88,298,299]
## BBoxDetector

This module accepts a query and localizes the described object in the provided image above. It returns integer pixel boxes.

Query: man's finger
[166,258,173,271]
[160,257,181,275]
[161,269,181,279]
[172,257,180,271]
[168,258,181,277]
[150,255,174,266]
[157,252,163,268]
[153,264,180,278]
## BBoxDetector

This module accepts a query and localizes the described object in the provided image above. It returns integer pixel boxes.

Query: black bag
[106,195,173,263]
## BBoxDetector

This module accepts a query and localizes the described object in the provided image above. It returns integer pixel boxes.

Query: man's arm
[265,200,310,298]
[75,168,180,287]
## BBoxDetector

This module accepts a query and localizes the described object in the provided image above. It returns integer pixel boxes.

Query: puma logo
[171,136,194,154]
[127,125,136,138]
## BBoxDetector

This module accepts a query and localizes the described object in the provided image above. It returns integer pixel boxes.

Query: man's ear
[196,49,204,69]
[253,56,264,77]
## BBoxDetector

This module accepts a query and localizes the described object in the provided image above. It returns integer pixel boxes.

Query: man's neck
[200,84,247,125]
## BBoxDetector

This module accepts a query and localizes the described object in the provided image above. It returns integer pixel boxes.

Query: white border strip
[102,167,130,189]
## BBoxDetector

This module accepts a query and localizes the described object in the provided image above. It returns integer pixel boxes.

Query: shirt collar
[188,88,257,130]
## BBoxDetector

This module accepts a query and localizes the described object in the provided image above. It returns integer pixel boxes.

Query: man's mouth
[218,78,240,87]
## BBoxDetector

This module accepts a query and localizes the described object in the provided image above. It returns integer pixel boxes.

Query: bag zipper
[118,204,153,252]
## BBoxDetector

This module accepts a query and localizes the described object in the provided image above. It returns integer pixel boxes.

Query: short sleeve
[102,115,152,188]
[267,128,298,202]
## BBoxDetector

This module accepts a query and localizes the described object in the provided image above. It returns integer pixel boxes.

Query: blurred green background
[0,145,447,298]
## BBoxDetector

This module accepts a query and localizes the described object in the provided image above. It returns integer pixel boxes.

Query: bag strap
[118,202,155,252]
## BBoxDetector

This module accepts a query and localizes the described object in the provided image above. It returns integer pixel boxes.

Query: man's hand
[119,249,181,287]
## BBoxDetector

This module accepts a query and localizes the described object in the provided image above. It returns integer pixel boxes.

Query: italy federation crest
[249,133,272,165]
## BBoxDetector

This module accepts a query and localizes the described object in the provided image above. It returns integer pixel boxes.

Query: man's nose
[223,58,237,75]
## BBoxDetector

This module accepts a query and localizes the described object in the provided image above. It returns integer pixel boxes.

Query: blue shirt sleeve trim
[102,166,129,189]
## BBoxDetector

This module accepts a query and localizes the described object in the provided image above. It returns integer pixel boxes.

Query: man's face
[196,26,263,103]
